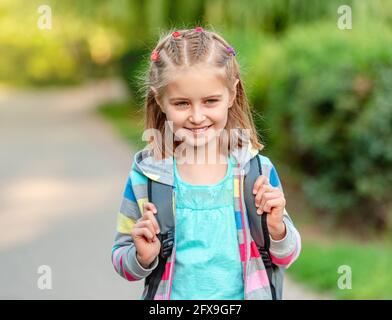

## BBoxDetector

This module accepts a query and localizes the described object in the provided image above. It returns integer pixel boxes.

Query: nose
[189,107,206,124]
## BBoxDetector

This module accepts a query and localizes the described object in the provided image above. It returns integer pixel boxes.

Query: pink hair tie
[151,50,159,62]
[195,27,203,32]
[227,46,236,56]
[172,31,181,38]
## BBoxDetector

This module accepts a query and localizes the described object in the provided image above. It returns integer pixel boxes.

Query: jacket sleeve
[111,169,159,281]
[259,155,302,269]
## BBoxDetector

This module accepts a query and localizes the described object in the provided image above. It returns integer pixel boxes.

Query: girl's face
[155,65,238,152]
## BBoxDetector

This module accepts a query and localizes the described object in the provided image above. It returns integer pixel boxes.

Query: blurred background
[0,0,391,299]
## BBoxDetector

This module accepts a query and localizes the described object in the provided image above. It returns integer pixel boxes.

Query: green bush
[0,1,128,86]
[250,22,392,231]
[118,47,150,105]
[289,239,392,299]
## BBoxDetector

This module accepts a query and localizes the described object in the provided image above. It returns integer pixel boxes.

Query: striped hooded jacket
[111,144,301,300]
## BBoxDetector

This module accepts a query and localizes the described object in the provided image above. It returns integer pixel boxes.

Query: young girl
[111,27,301,300]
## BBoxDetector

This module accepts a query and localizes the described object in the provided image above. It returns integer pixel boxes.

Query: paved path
[0,80,329,299]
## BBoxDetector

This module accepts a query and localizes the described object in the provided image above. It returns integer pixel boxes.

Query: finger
[252,175,269,194]
[257,190,281,214]
[141,210,160,234]
[143,202,158,214]
[255,185,275,207]
[263,190,282,202]
[255,188,264,208]
[262,198,285,213]
[133,227,155,242]
[139,227,155,242]
[137,220,157,237]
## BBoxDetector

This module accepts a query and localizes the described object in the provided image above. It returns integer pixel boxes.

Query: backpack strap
[243,154,277,300]
[144,179,175,300]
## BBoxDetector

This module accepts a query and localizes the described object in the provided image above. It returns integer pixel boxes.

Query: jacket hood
[132,143,261,187]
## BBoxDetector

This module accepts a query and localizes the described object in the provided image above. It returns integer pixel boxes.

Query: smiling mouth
[185,125,213,134]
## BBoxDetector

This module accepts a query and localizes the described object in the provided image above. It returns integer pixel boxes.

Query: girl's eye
[174,102,189,107]
[173,100,218,107]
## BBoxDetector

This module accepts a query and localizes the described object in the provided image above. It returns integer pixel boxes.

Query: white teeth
[187,125,210,133]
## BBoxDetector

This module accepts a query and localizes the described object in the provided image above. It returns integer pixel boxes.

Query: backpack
[144,154,284,300]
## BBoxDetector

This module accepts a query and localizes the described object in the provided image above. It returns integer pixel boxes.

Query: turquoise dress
[170,155,244,300]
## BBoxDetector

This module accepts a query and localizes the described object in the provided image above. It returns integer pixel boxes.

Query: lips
[185,125,212,134]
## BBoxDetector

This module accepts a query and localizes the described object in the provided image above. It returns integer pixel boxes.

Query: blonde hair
[141,27,264,159]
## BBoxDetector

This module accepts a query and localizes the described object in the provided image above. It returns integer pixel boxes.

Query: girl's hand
[131,202,161,268]
[253,175,287,240]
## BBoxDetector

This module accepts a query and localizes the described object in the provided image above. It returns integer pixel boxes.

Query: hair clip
[195,27,203,33]
[151,50,159,62]
[227,46,236,56]
[172,31,181,38]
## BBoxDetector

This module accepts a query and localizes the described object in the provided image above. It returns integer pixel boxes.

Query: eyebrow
[169,95,223,102]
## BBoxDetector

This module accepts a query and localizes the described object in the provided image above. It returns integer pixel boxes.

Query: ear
[229,79,239,108]
[150,86,165,114]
